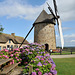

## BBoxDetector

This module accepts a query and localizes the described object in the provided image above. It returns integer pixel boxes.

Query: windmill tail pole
[19,25,35,48]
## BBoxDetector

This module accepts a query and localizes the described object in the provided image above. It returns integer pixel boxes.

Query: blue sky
[0,0,75,47]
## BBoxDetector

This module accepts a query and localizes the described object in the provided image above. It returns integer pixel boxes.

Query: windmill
[19,0,64,49]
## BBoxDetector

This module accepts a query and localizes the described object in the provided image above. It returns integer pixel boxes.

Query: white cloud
[71,40,75,42]
[0,0,75,21]
[56,34,75,47]
[57,0,75,21]
[64,34,75,38]
[0,0,43,20]
[62,27,74,30]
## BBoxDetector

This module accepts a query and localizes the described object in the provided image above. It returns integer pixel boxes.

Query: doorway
[45,43,49,52]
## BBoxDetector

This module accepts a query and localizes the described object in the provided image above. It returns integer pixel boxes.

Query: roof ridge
[0,33,28,44]
[2,33,24,38]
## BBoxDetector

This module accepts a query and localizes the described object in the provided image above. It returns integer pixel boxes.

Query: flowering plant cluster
[0,43,44,65]
[0,43,57,75]
[0,49,9,59]
[24,52,57,75]
[0,48,22,64]
[20,43,45,65]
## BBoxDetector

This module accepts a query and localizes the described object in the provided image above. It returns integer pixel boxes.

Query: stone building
[33,10,56,50]
[0,33,28,50]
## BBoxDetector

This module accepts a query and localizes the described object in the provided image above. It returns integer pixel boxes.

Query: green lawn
[51,52,75,55]
[53,58,75,75]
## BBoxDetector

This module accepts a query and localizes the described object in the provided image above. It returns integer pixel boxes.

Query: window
[3,46,6,49]
[0,46,1,50]
[14,45,18,48]
[11,45,13,48]
[9,40,11,43]
[17,46,18,48]
[7,45,10,50]
[7,45,10,48]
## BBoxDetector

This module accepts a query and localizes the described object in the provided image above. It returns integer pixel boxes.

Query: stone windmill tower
[33,10,56,50]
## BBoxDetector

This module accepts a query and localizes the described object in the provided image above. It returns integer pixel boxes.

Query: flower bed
[0,43,57,75]
[52,49,62,53]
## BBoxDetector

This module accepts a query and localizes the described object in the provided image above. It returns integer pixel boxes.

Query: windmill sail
[58,18,64,49]
[52,0,64,49]
[53,0,58,16]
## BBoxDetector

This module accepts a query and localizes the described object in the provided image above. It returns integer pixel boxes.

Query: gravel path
[50,54,75,58]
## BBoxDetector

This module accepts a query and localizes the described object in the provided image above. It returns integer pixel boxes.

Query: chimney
[11,33,15,36]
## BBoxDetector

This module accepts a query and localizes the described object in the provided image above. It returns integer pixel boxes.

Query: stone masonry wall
[34,23,56,49]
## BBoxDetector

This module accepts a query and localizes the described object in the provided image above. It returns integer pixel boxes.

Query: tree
[0,25,4,34]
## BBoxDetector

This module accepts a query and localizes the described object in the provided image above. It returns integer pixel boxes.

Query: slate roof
[0,33,28,44]
[33,10,56,25]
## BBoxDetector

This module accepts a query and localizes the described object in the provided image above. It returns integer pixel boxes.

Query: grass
[53,58,75,75]
[51,51,75,55]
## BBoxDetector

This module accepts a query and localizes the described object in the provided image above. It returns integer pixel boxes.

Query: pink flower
[7,57,9,59]
[25,49,29,51]
[0,56,2,57]
[38,71,42,75]
[5,49,9,52]
[48,72,52,75]
[41,58,44,61]
[5,55,8,58]
[52,64,56,69]
[15,52,18,54]
[15,57,18,59]
[3,55,5,57]
[10,54,13,57]
[18,62,21,63]
[0,53,3,54]
[10,62,13,65]
[31,49,34,51]
[17,59,19,61]
[17,54,19,56]
[36,68,39,71]
[50,68,57,75]
[12,60,14,64]
[37,62,42,66]
[14,48,20,51]
[28,52,32,54]
[32,72,36,75]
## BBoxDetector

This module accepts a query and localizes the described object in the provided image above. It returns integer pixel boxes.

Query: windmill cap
[33,10,56,25]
